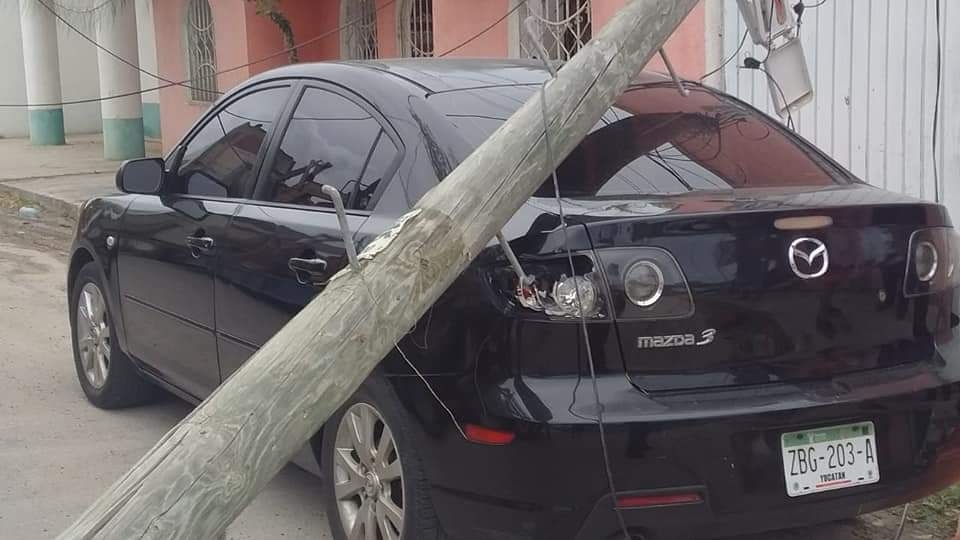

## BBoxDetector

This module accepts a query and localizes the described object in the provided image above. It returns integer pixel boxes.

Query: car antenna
[524,15,632,540]
[659,48,691,97]
[320,185,360,272]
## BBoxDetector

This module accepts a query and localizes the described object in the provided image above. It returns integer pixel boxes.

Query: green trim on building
[28,109,66,145]
[142,102,161,139]
[102,118,145,160]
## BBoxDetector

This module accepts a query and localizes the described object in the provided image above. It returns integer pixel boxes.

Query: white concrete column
[96,0,144,159]
[19,0,65,145]
[136,0,160,140]
[703,0,726,90]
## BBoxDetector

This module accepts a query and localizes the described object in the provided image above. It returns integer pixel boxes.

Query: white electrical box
[737,0,798,48]
[765,37,814,119]
[736,0,813,119]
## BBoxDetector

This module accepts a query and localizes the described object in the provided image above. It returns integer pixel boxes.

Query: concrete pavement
[0,240,330,539]
[0,134,145,217]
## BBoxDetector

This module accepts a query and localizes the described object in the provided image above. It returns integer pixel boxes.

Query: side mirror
[116,158,166,194]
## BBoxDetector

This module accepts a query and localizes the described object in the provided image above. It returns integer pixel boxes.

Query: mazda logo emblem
[788,237,828,279]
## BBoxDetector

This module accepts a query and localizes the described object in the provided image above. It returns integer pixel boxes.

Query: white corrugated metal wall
[716,0,960,217]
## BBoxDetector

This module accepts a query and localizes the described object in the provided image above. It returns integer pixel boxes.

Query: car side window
[264,87,399,210]
[171,86,290,198]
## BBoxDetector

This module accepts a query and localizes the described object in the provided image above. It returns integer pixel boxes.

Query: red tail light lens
[464,424,516,445]
[616,492,703,508]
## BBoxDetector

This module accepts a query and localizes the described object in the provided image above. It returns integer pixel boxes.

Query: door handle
[288,257,329,285]
[185,235,215,257]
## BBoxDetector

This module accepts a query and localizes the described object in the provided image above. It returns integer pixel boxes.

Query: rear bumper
[401,343,960,540]
[575,390,960,539]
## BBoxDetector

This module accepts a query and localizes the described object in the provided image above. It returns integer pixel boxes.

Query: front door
[117,84,291,398]
[214,83,403,378]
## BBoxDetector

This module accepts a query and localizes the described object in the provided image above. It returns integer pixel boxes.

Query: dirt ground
[0,192,75,258]
[1,191,956,540]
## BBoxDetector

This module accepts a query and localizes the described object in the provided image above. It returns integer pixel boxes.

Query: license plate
[781,421,879,497]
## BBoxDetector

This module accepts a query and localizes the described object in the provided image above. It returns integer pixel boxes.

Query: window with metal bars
[400,0,434,57]
[186,0,218,102]
[517,0,592,62]
[341,0,379,60]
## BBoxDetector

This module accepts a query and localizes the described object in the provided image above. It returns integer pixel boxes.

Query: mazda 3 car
[67,59,960,540]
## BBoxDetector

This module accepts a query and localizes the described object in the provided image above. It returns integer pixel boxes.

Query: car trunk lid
[549,185,952,392]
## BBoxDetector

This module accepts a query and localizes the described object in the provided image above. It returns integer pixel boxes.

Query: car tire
[70,261,157,409]
[321,374,445,540]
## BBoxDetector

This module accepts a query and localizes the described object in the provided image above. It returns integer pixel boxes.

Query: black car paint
[69,59,960,539]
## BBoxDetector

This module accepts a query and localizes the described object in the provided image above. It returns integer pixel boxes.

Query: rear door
[214,83,403,378]
[117,84,291,398]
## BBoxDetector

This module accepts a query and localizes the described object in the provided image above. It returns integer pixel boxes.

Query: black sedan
[67,59,960,540]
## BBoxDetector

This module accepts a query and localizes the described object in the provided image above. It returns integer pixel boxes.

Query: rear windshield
[429,83,852,197]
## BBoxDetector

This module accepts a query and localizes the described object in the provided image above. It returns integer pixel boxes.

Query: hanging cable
[34,0,197,92]
[521,14,630,540]
[50,0,115,15]
[538,79,631,540]
[0,0,400,107]
[437,0,526,57]
[933,0,943,203]
[1,0,526,109]
[893,502,910,540]
[700,30,748,83]
[288,1,538,444]
[793,0,829,28]
[741,58,796,132]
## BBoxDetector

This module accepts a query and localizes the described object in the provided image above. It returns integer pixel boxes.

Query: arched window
[185,0,217,102]
[341,0,379,60]
[516,0,592,62]
[400,0,434,57]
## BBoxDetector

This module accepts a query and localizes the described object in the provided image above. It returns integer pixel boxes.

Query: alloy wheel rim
[76,282,110,389]
[333,402,404,540]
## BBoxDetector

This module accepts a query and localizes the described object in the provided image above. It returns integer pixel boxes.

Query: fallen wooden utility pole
[58,1,698,538]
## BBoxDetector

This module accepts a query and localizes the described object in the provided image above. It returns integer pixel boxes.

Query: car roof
[251,57,673,94]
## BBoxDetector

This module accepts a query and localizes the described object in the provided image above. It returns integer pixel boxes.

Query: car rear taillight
[904,228,960,297]
[596,247,694,320]
[491,252,608,320]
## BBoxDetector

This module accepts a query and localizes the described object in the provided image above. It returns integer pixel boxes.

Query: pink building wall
[153,0,255,151]
[376,0,400,57]
[153,0,706,151]
[593,0,705,77]
[433,0,510,57]
[246,0,342,75]
[153,0,343,150]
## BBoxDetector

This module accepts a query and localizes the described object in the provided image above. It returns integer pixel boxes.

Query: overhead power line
[50,0,123,17]
[932,0,942,203]
[438,0,526,57]
[1,0,398,107]
[36,0,198,92]
[1,0,525,109]
[700,30,748,83]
